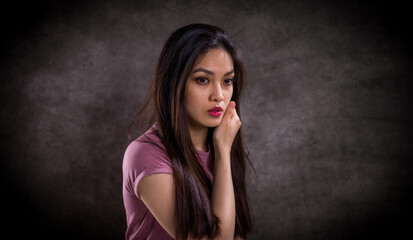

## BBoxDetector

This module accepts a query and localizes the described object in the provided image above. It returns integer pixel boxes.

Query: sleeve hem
[134,170,174,200]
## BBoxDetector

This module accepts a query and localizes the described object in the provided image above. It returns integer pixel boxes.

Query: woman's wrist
[214,146,231,162]
[213,139,232,153]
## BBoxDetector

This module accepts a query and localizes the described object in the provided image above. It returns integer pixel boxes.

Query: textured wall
[1,0,412,239]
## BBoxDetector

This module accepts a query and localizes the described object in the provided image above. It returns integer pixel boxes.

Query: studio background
[1,0,412,239]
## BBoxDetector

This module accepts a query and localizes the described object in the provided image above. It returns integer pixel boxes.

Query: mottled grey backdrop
[1,0,412,239]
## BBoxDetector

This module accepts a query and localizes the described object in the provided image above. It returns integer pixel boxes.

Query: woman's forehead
[192,49,234,72]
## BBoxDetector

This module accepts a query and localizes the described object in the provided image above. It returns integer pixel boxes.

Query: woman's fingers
[224,101,236,122]
[213,101,241,148]
[228,101,241,127]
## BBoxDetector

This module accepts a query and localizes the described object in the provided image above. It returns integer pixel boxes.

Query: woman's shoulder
[123,124,170,168]
[127,124,165,151]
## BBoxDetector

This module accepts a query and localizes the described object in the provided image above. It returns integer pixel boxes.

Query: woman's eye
[224,78,234,85]
[196,77,208,84]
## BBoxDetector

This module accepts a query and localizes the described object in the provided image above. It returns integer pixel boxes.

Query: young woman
[123,23,254,240]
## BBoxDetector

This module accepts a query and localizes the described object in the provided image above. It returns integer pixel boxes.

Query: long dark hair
[128,23,254,239]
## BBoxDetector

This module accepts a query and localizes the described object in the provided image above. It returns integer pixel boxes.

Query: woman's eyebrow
[191,68,234,76]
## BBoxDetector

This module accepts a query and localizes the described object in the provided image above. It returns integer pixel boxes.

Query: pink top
[122,123,214,239]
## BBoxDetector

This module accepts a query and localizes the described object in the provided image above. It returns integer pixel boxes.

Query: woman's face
[185,48,234,130]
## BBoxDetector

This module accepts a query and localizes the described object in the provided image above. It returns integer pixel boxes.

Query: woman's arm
[210,150,236,239]
[139,173,178,237]
[139,171,238,240]
[211,101,241,239]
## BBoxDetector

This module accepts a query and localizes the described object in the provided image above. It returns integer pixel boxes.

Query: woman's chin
[206,119,222,128]
[190,117,222,129]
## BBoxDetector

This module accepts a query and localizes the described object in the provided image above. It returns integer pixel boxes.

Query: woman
[123,23,254,240]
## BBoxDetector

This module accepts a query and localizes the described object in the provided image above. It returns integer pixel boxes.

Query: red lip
[208,106,223,112]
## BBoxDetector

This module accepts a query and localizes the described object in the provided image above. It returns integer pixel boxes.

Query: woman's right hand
[213,101,242,156]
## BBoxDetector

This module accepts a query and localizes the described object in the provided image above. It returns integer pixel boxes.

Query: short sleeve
[122,139,173,200]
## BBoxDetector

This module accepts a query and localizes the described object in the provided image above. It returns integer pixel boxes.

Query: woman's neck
[188,124,209,152]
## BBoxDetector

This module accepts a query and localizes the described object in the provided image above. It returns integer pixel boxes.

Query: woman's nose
[210,84,224,102]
